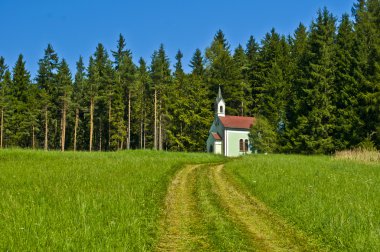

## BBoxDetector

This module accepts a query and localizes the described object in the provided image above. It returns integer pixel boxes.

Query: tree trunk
[143,110,146,150]
[61,98,67,152]
[74,108,79,151]
[0,107,3,149]
[159,101,162,150]
[108,99,111,150]
[127,90,131,150]
[89,97,94,152]
[32,125,35,149]
[99,119,102,151]
[120,133,124,150]
[44,107,48,151]
[159,115,162,150]
[55,119,58,149]
[154,89,157,149]
[140,111,143,149]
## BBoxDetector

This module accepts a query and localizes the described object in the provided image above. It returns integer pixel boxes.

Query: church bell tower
[215,86,225,117]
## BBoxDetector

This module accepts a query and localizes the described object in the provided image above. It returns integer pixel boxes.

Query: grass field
[225,155,380,251]
[1,150,379,251]
[0,149,224,250]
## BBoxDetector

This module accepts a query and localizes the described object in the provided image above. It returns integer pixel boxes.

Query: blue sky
[0,0,355,78]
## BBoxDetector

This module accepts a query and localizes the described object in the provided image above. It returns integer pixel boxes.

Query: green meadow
[225,155,380,251]
[1,150,379,251]
[0,149,223,250]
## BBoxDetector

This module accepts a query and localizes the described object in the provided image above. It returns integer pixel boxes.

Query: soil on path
[156,164,322,251]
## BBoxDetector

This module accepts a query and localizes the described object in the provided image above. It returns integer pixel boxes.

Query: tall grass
[0,149,223,250]
[225,155,380,251]
[335,148,380,163]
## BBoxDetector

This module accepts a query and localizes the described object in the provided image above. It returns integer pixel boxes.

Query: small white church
[207,87,255,157]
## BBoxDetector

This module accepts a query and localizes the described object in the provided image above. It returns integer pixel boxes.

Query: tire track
[210,164,322,251]
[156,165,210,251]
[156,164,323,251]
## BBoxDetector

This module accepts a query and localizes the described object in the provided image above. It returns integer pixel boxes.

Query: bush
[249,116,277,153]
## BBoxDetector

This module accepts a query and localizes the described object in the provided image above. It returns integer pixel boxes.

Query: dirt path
[210,165,320,251]
[156,164,321,251]
[156,165,210,251]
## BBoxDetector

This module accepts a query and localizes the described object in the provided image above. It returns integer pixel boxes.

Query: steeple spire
[215,85,225,117]
[217,85,223,102]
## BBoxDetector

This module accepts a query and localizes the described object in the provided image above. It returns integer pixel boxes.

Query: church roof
[219,115,255,129]
[211,132,222,140]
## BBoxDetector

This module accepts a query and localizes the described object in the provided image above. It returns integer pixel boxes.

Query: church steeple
[215,86,225,117]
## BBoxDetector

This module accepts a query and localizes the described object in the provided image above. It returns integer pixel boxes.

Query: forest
[0,0,378,153]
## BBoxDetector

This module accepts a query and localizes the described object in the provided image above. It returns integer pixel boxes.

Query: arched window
[245,139,249,152]
[239,139,244,152]
[220,106,223,113]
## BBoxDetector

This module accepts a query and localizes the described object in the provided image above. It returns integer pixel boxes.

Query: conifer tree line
[0,1,378,153]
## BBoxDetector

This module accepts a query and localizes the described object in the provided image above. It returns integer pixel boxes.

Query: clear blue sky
[0,0,355,78]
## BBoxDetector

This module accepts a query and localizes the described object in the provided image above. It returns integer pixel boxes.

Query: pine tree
[134,58,151,149]
[93,43,115,151]
[252,29,291,136]
[10,54,32,147]
[298,8,337,153]
[72,56,87,151]
[333,14,362,149]
[283,23,309,152]
[36,44,59,150]
[56,59,72,151]
[233,44,252,115]
[189,48,204,76]
[118,48,135,149]
[205,30,242,115]
[27,85,40,149]
[1,71,13,148]
[86,56,99,152]
[352,0,380,147]
[150,44,171,150]
[0,58,9,148]
[166,50,186,150]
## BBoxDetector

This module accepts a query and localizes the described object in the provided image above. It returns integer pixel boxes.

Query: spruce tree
[150,44,171,150]
[72,56,87,151]
[56,59,72,151]
[0,58,9,148]
[298,8,337,153]
[352,0,380,147]
[36,44,59,150]
[252,29,291,138]
[167,50,186,150]
[111,35,136,149]
[134,58,151,149]
[10,54,32,147]
[189,48,204,76]
[283,23,309,152]
[233,44,252,115]
[205,30,242,115]
[93,43,115,151]
[86,56,99,152]
[333,14,362,149]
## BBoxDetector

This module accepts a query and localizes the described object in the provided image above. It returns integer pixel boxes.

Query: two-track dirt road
[156,164,322,251]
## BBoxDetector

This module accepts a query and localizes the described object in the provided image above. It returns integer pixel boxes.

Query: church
[206,87,255,157]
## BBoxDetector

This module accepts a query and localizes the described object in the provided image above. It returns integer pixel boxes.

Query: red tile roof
[219,115,255,129]
[211,132,222,140]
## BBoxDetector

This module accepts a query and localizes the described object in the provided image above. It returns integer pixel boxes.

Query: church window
[220,106,223,113]
[239,139,244,152]
[245,139,249,152]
